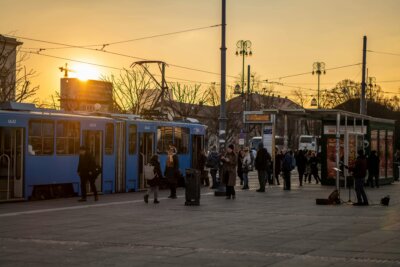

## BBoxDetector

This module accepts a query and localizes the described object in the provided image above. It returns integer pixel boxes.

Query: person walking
[350,149,369,206]
[165,145,179,199]
[241,148,251,190]
[77,146,98,202]
[367,150,380,188]
[206,146,220,189]
[305,150,312,183]
[221,144,237,199]
[296,149,307,186]
[254,142,272,192]
[144,154,162,204]
[282,150,294,190]
[309,152,321,184]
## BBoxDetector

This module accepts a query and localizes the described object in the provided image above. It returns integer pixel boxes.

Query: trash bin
[185,169,201,206]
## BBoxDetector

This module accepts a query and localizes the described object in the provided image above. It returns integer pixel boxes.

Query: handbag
[144,164,155,180]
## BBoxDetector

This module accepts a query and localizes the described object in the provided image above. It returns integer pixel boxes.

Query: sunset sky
[1,0,399,104]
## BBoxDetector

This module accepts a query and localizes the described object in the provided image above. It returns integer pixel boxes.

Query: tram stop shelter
[244,108,396,193]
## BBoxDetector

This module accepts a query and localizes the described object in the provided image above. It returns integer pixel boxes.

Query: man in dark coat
[221,144,237,199]
[77,146,98,202]
[295,150,307,186]
[165,145,179,199]
[207,146,220,189]
[367,150,380,188]
[282,150,294,190]
[274,150,283,185]
[351,149,369,206]
[254,142,271,192]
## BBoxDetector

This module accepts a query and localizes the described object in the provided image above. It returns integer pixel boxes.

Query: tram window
[157,126,173,153]
[174,127,189,154]
[105,123,114,155]
[28,120,54,155]
[56,121,80,155]
[129,124,137,154]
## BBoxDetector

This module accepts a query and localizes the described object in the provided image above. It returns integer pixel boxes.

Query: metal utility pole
[219,0,227,150]
[360,35,367,115]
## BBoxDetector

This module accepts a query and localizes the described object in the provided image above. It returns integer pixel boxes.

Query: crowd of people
[76,142,393,206]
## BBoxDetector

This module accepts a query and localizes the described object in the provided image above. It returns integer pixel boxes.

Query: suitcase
[185,169,201,206]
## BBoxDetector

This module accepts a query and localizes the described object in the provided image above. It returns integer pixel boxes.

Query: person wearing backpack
[282,150,294,190]
[206,146,220,189]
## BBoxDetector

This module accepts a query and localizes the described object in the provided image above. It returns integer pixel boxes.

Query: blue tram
[0,103,206,201]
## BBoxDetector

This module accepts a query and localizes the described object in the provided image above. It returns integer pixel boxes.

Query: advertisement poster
[348,135,356,168]
[379,130,386,178]
[371,130,378,152]
[326,137,344,179]
[387,131,394,178]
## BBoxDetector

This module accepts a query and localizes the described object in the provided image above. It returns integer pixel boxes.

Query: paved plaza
[0,173,400,267]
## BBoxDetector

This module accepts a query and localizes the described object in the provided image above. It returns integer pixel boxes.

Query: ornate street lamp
[236,40,252,97]
[312,62,326,109]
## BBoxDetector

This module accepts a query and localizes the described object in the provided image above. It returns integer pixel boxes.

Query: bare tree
[101,67,156,114]
[0,36,39,103]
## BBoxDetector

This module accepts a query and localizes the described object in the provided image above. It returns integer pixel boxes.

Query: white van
[298,135,317,151]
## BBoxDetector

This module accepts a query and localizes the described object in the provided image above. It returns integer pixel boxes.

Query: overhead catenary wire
[367,50,400,57]
[4,25,237,79]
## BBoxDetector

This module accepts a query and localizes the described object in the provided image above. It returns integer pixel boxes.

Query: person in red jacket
[350,149,369,206]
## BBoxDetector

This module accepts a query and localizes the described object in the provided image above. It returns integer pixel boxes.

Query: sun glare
[72,63,100,81]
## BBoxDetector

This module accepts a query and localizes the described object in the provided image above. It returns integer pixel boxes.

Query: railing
[0,154,11,200]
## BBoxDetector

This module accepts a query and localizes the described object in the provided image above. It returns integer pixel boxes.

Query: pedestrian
[296,149,307,186]
[241,147,251,190]
[221,144,237,199]
[282,150,295,190]
[206,146,220,189]
[309,151,321,184]
[274,149,283,185]
[350,149,369,206]
[165,145,179,199]
[144,154,162,204]
[77,146,98,202]
[254,142,272,192]
[198,150,209,187]
[237,147,244,186]
[394,149,400,181]
[305,150,312,183]
[367,150,380,188]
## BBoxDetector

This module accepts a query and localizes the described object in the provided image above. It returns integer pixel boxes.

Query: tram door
[139,132,155,189]
[83,130,103,193]
[191,135,204,169]
[0,127,24,201]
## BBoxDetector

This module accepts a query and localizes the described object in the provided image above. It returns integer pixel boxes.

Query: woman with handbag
[144,154,162,204]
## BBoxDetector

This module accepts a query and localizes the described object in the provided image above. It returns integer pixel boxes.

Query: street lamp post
[312,62,326,109]
[236,40,252,99]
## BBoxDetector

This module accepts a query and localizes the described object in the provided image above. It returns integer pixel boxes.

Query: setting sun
[72,63,100,81]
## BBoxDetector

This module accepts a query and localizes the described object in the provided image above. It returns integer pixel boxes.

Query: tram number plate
[8,119,16,124]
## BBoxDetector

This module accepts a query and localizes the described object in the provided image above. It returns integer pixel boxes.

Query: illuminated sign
[245,114,271,123]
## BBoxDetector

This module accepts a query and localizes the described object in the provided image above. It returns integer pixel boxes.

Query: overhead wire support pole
[360,36,367,115]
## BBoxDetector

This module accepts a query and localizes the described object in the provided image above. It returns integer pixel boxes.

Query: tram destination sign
[243,111,272,124]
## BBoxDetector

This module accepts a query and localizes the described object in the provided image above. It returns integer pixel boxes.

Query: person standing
[351,149,369,206]
[206,146,220,189]
[241,148,251,190]
[198,150,209,187]
[144,154,162,204]
[305,150,312,183]
[282,150,294,190]
[367,150,380,188]
[77,146,98,202]
[165,145,179,199]
[254,142,271,192]
[296,150,307,187]
[221,144,237,199]
[274,150,283,185]
[237,148,244,186]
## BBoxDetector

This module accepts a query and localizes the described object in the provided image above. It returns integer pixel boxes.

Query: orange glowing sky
[1,0,399,104]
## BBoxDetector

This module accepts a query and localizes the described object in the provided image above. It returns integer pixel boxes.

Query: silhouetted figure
[221,144,237,199]
[198,150,209,186]
[144,154,162,204]
[77,146,98,202]
[241,148,251,190]
[282,150,295,190]
[254,142,271,192]
[165,146,179,199]
[237,148,244,186]
[309,152,321,184]
[296,150,307,186]
[367,150,380,188]
[206,146,220,189]
[274,150,283,185]
[350,149,369,206]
